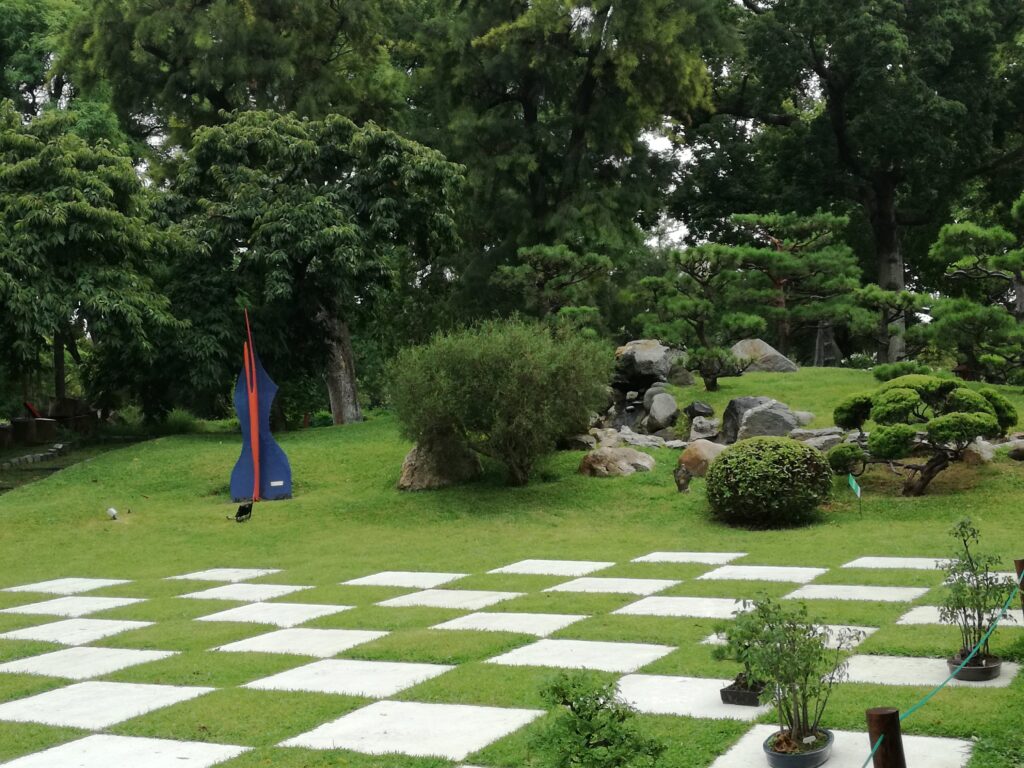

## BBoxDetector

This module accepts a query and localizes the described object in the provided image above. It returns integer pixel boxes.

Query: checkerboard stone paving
[0,551,1014,766]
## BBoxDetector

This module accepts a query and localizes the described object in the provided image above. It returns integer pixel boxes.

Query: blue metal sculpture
[230,311,292,502]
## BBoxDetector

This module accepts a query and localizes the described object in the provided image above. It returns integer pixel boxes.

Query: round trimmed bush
[706,437,833,528]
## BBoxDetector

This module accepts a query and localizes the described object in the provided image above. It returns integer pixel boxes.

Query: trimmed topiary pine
[830,374,1017,496]
[705,437,833,528]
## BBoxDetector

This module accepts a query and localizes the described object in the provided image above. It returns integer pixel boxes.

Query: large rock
[678,439,727,478]
[790,427,844,441]
[647,393,679,432]
[614,340,676,390]
[689,416,720,442]
[721,396,772,443]
[397,442,481,491]
[643,385,668,411]
[684,401,714,419]
[963,439,996,465]
[589,427,622,449]
[579,447,656,477]
[731,338,798,373]
[804,434,843,452]
[737,400,800,441]
[618,427,665,448]
[667,356,694,386]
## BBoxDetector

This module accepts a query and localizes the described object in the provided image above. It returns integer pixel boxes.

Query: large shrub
[705,437,833,528]
[831,375,1017,495]
[389,319,612,485]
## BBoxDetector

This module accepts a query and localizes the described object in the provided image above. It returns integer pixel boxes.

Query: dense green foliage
[705,437,832,528]
[390,319,612,486]
[834,375,1018,495]
[536,672,665,768]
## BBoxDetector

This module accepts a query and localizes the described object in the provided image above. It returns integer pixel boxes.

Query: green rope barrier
[859,567,1023,768]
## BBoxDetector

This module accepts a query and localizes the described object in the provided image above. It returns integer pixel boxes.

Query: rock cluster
[596,340,686,445]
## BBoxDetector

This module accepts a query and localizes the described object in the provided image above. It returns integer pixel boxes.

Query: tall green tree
[167,110,462,424]
[721,211,861,357]
[0,102,174,401]
[405,0,728,314]
[0,0,76,115]
[679,0,1024,360]
[67,0,403,148]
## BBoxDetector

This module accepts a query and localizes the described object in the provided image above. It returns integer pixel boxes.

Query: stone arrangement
[0,554,1015,767]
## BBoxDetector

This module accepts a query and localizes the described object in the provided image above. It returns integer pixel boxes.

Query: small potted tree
[940,518,1015,681]
[739,598,856,768]
[712,613,766,707]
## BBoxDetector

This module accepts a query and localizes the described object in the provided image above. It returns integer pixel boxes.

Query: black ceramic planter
[948,653,1002,682]
[720,680,765,707]
[762,729,834,768]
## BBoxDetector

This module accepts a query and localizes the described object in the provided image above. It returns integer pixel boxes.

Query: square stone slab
[246,658,453,697]
[167,568,281,582]
[632,552,747,565]
[896,605,1024,626]
[0,618,152,646]
[1,596,144,618]
[342,571,467,589]
[544,577,678,596]
[3,578,131,595]
[842,556,943,570]
[196,602,352,628]
[432,612,587,637]
[698,565,827,584]
[488,559,614,577]
[614,596,746,619]
[709,724,971,768]
[487,639,674,673]
[280,700,543,760]
[0,681,213,729]
[617,674,769,721]
[845,654,1019,688]
[1,734,248,768]
[217,628,388,657]
[0,647,175,680]
[703,625,877,650]
[378,589,522,611]
[784,584,929,602]
[179,583,309,602]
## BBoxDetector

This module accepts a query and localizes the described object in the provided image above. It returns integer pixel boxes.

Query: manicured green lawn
[0,369,1023,766]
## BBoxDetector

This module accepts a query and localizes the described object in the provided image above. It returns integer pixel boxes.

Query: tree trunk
[324,316,363,425]
[902,452,950,497]
[813,321,840,366]
[867,179,906,362]
[53,331,66,401]
[703,373,720,392]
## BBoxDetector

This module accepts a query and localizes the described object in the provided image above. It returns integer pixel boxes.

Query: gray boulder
[667,354,694,386]
[963,439,996,465]
[684,401,714,419]
[614,339,676,389]
[398,442,481,491]
[790,427,844,441]
[579,447,656,477]
[643,385,668,411]
[721,396,773,443]
[589,427,621,449]
[647,393,679,432]
[736,400,800,441]
[793,411,815,426]
[689,416,720,442]
[618,427,666,448]
[804,434,843,452]
[731,338,799,373]
[678,439,727,477]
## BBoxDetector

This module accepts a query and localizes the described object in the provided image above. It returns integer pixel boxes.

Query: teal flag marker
[848,473,861,498]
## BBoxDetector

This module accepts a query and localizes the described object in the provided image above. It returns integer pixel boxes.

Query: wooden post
[1014,559,1024,614]
[866,707,906,768]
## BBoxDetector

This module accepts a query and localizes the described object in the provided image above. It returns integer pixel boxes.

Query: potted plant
[712,611,766,707]
[738,598,856,768]
[940,518,1015,681]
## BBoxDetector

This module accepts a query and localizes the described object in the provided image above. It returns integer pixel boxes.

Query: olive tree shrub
[390,319,612,486]
[829,375,1017,496]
